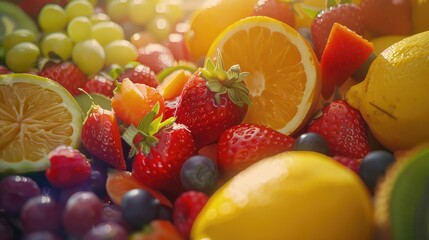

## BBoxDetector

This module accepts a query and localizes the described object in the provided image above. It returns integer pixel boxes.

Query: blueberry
[180,155,218,194]
[293,132,330,156]
[359,150,395,192]
[120,189,161,229]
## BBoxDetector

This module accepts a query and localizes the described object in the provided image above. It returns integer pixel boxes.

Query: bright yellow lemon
[191,151,374,240]
[0,74,83,173]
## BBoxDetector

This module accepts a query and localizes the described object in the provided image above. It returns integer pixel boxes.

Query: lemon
[370,35,408,55]
[0,74,83,174]
[185,0,258,61]
[191,151,373,240]
[346,31,429,151]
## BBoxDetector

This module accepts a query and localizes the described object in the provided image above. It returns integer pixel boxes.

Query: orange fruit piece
[206,16,321,135]
[111,78,164,127]
[106,170,172,208]
[185,0,258,62]
[157,69,192,100]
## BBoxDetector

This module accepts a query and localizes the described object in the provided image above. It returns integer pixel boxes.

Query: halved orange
[206,16,321,135]
[0,74,83,174]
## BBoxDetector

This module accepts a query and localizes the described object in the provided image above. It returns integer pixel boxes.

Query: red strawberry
[46,145,91,189]
[311,3,364,59]
[136,43,175,74]
[333,155,361,174]
[125,105,197,194]
[172,191,209,239]
[81,104,126,170]
[164,95,181,120]
[217,123,295,178]
[117,63,159,88]
[320,23,374,99]
[83,74,115,98]
[175,52,250,149]
[252,0,296,28]
[39,61,88,96]
[360,0,412,36]
[308,100,371,159]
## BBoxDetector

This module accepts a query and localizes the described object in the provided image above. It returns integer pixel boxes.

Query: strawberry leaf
[301,4,321,19]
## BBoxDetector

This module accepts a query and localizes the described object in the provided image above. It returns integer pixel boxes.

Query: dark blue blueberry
[180,155,218,194]
[294,132,330,155]
[359,150,395,192]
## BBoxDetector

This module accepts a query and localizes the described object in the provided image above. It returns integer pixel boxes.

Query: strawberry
[217,123,295,178]
[116,63,159,88]
[111,78,165,127]
[307,100,371,159]
[333,155,361,174]
[360,0,412,36]
[164,95,181,120]
[252,0,296,28]
[46,145,92,189]
[172,191,209,239]
[83,74,115,98]
[136,43,175,74]
[124,104,197,194]
[81,103,126,170]
[39,61,88,96]
[175,51,250,149]
[320,23,374,99]
[311,3,365,59]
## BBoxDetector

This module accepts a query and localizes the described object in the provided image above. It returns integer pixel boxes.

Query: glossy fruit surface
[191,151,373,240]
[346,31,429,151]
[0,74,83,173]
[207,16,321,135]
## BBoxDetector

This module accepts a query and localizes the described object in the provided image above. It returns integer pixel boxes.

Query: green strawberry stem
[200,49,251,108]
[122,102,176,157]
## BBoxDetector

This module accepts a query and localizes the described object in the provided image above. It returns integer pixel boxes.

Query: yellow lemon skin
[346,31,429,152]
[371,35,408,55]
[191,151,373,240]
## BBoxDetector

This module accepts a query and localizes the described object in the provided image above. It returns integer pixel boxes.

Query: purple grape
[58,183,92,210]
[23,231,61,240]
[20,195,61,234]
[180,155,218,194]
[62,191,102,237]
[101,204,131,230]
[82,222,128,240]
[0,218,14,240]
[89,166,107,197]
[0,175,40,216]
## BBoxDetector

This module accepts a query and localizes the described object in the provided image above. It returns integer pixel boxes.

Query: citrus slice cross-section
[206,16,321,135]
[0,73,83,174]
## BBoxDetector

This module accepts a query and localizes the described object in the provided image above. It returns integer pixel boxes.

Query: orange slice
[0,74,83,174]
[206,16,321,135]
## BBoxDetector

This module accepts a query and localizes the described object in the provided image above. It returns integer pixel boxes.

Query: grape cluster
[4,0,138,75]
[106,0,185,41]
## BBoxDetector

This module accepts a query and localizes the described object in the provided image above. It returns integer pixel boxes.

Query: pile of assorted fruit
[1,0,429,239]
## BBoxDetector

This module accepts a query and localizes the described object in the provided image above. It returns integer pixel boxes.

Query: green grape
[41,32,73,61]
[91,21,125,46]
[106,0,129,22]
[156,0,185,24]
[67,16,92,42]
[128,0,157,25]
[90,12,110,24]
[3,29,37,52]
[147,16,172,41]
[72,39,105,76]
[65,0,94,20]
[87,0,98,6]
[38,4,68,32]
[6,42,40,72]
[104,39,138,67]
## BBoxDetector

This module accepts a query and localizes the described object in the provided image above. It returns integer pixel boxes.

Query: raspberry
[333,155,361,174]
[172,191,209,239]
[46,145,91,189]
